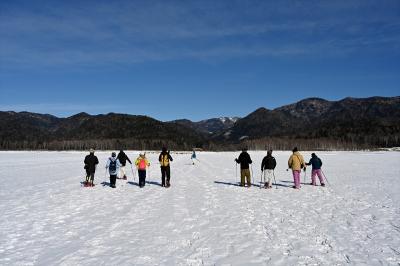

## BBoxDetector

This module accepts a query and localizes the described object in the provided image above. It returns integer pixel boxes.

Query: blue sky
[1,0,399,121]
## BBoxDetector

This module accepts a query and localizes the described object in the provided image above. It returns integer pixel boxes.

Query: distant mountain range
[171,117,239,134]
[216,96,400,149]
[1,96,399,150]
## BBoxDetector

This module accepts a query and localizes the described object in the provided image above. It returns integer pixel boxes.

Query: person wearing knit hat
[261,150,277,188]
[288,147,306,189]
[83,148,99,187]
[306,153,325,186]
[106,152,121,188]
[135,153,150,188]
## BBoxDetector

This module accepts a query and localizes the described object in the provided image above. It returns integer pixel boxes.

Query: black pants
[110,175,117,188]
[161,166,171,186]
[138,170,146,187]
[85,171,95,183]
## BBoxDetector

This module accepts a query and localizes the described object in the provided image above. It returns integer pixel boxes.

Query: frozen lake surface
[0,151,399,265]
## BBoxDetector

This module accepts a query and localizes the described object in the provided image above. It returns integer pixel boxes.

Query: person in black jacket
[261,150,277,188]
[159,147,173,187]
[117,150,132,180]
[84,148,99,187]
[235,147,253,187]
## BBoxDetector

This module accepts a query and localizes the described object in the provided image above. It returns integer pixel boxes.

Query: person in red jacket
[135,153,150,188]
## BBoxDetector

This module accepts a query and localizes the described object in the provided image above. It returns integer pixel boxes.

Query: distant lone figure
[306,153,325,187]
[235,147,253,187]
[159,147,173,188]
[288,147,306,189]
[261,150,277,188]
[84,148,99,187]
[191,150,197,165]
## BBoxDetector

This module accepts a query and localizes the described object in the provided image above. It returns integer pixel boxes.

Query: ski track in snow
[0,151,399,265]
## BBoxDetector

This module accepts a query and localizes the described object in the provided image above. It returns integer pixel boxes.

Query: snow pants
[119,166,127,179]
[241,169,251,186]
[110,174,117,188]
[292,170,301,189]
[311,169,325,185]
[85,170,95,183]
[161,166,171,187]
[138,170,146,187]
[263,169,273,187]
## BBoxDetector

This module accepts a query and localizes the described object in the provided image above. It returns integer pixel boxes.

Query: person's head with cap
[111,152,116,157]
[162,147,167,153]
[242,147,248,152]
[292,147,298,153]
[267,149,272,156]
[90,148,94,154]
[311,152,316,158]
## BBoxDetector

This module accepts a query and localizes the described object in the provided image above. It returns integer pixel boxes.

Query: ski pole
[130,164,136,182]
[321,169,331,186]
[250,164,254,186]
[260,170,263,189]
[131,165,136,182]
[104,167,107,186]
[235,162,238,185]
[273,170,278,189]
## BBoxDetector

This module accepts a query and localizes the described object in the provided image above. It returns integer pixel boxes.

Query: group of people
[84,146,325,190]
[235,147,325,189]
[83,147,173,188]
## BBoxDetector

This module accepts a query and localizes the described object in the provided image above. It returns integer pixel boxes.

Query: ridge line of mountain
[1,95,399,150]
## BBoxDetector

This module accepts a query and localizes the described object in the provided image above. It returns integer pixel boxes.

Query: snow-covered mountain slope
[0,151,399,265]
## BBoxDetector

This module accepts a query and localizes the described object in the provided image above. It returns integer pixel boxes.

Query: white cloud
[1,0,399,68]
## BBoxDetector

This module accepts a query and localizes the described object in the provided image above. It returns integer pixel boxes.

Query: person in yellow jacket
[288,147,306,189]
[135,153,150,188]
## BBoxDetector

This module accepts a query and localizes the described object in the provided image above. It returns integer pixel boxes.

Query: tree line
[1,135,398,151]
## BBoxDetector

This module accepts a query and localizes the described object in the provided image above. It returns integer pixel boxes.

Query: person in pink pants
[288,147,306,189]
[306,153,325,186]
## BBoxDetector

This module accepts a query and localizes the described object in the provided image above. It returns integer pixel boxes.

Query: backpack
[138,159,147,170]
[160,154,169,167]
[109,159,117,172]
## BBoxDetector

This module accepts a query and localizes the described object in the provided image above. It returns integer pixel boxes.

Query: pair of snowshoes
[310,182,325,187]
[84,181,95,187]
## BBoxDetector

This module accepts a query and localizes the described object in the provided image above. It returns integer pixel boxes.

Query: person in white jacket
[106,152,121,188]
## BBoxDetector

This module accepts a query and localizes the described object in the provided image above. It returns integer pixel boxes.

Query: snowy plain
[0,151,399,265]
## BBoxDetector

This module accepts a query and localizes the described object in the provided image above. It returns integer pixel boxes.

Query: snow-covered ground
[0,151,399,265]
